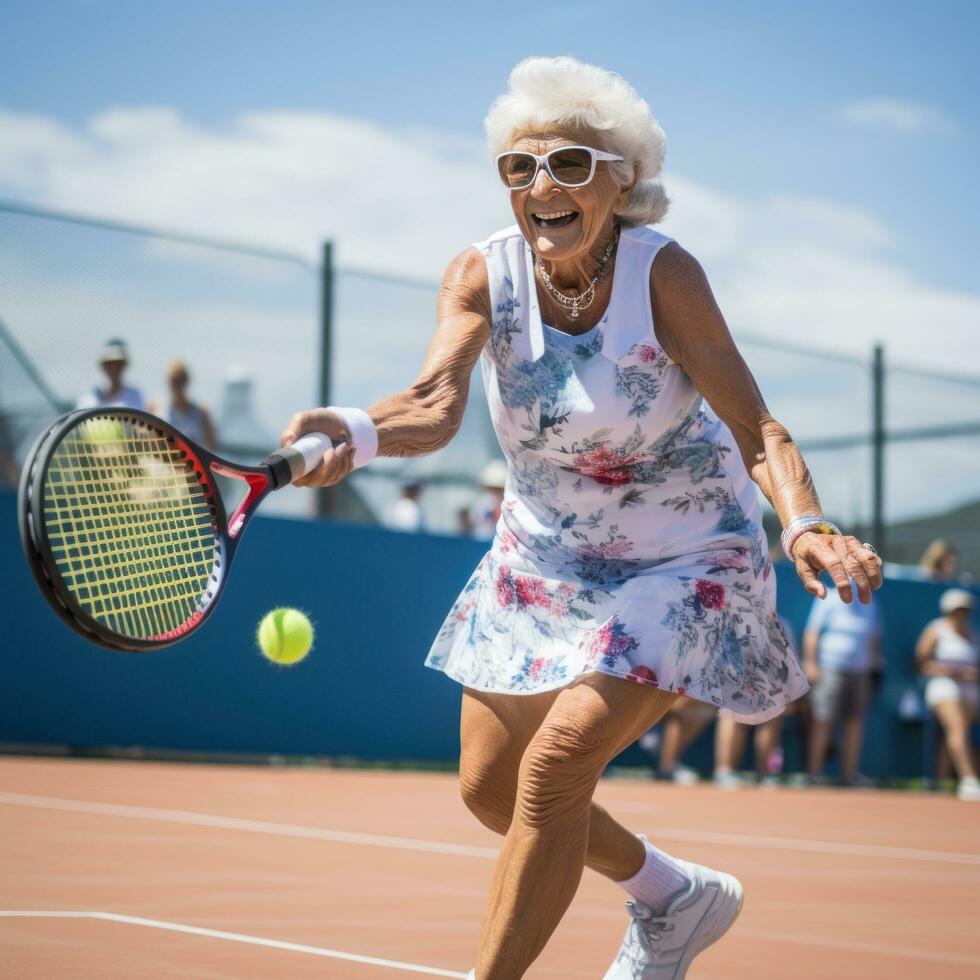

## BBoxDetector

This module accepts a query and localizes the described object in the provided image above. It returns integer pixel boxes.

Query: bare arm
[651,244,883,603]
[915,622,939,673]
[280,248,490,486]
[366,249,490,457]
[802,629,821,683]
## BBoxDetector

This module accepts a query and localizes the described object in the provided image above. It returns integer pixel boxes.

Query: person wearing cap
[916,589,979,801]
[76,339,146,411]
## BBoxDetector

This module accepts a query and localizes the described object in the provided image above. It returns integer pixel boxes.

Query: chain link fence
[2,200,978,569]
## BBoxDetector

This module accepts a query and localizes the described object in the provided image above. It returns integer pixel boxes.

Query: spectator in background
[456,507,475,537]
[919,539,959,582]
[714,614,800,788]
[386,481,424,532]
[803,582,881,786]
[0,412,19,487]
[76,338,146,410]
[917,589,979,802]
[637,698,714,785]
[469,459,506,539]
[163,360,217,450]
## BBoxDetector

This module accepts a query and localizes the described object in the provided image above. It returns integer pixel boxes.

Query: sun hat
[940,588,976,614]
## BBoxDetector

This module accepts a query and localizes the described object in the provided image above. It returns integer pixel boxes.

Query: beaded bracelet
[780,516,842,561]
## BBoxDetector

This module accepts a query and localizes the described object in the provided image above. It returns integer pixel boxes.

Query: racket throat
[211,465,270,539]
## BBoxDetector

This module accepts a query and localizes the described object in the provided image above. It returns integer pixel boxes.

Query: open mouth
[531,210,579,229]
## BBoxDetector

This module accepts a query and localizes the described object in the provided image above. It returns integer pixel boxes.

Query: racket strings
[42,421,218,640]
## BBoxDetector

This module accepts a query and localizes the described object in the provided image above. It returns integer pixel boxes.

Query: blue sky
[4,0,977,288]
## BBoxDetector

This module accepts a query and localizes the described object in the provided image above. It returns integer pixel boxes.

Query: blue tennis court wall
[1,490,974,778]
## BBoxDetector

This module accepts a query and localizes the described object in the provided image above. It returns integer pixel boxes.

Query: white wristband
[328,406,378,469]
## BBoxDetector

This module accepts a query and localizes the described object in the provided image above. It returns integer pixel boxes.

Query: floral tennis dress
[424,224,808,723]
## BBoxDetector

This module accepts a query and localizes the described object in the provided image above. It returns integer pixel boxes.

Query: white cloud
[1,104,978,521]
[838,98,956,134]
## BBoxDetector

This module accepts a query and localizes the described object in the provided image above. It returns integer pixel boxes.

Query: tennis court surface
[2,756,977,978]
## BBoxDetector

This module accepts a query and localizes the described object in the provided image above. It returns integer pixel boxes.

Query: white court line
[0,791,498,859]
[734,926,980,969]
[2,790,979,867]
[610,801,980,866]
[0,911,468,978]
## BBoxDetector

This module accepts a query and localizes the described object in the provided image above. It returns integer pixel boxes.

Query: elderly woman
[281,57,883,979]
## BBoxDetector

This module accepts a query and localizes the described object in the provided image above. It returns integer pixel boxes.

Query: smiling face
[507,132,632,265]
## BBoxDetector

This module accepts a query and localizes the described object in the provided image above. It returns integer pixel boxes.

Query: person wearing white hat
[469,459,507,539]
[916,588,979,801]
[76,338,146,411]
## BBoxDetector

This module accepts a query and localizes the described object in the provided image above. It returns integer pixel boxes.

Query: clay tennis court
[1,756,977,979]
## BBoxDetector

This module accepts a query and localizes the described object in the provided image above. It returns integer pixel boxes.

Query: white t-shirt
[805,586,881,672]
[386,497,423,533]
[76,384,146,411]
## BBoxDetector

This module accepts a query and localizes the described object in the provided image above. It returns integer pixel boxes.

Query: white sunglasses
[495,145,624,190]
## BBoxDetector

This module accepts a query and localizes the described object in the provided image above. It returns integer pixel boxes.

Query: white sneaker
[603,860,743,979]
[666,764,700,786]
[713,769,748,791]
[957,776,980,801]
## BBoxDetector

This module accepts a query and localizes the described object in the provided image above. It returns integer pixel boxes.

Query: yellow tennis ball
[257,608,313,665]
[81,417,125,446]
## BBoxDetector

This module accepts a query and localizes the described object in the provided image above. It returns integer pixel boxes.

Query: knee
[942,723,969,751]
[514,722,606,829]
[458,756,515,835]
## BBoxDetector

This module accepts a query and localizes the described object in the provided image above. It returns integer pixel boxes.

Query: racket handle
[265,432,333,488]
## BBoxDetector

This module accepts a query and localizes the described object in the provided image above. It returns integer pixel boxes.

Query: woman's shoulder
[623,223,676,250]
[441,247,491,320]
[473,224,525,255]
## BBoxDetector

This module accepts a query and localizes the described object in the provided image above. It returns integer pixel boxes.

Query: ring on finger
[861,541,879,556]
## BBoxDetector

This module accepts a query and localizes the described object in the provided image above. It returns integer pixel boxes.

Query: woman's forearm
[368,377,469,458]
[746,418,823,529]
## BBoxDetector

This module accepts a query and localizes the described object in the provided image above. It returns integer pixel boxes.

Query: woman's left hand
[793,532,883,604]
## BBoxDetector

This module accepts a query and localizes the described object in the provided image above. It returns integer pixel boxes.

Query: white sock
[617,835,689,913]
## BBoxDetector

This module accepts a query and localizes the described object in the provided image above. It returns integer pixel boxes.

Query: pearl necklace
[535,225,620,320]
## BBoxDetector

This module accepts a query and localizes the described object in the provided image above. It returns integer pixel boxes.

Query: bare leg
[714,715,747,775]
[679,704,714,752]
[461,687,665,883]
[657,710,684,775]
[933,701,978,780]
[754,717,783,778]
[840,716,865,784]
[474,677,676,979]
[808,720,833,780]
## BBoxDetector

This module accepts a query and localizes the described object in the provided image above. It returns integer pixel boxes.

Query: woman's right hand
[280,408,354,487]
[804,660,821,686]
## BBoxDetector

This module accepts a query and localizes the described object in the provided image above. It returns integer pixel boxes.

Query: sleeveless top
[424,224,808,723]
[932,618,978,667]
[168,403,208,446]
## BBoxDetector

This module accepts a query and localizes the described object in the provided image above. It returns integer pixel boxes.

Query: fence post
[317,240,334,518]
[871,344,886,554]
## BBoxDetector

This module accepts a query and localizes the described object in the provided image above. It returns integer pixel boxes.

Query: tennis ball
[81,417,125,446]
[257,608,314,665]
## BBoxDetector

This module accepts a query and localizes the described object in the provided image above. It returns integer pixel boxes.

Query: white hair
[484,56,669,226]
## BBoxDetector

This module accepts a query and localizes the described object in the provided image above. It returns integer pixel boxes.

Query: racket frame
[18,407,295,652]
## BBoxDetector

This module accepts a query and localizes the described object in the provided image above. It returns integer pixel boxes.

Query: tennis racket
[18,407,330,652]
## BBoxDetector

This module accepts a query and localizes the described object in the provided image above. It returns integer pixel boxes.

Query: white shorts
[925,676,980,715]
